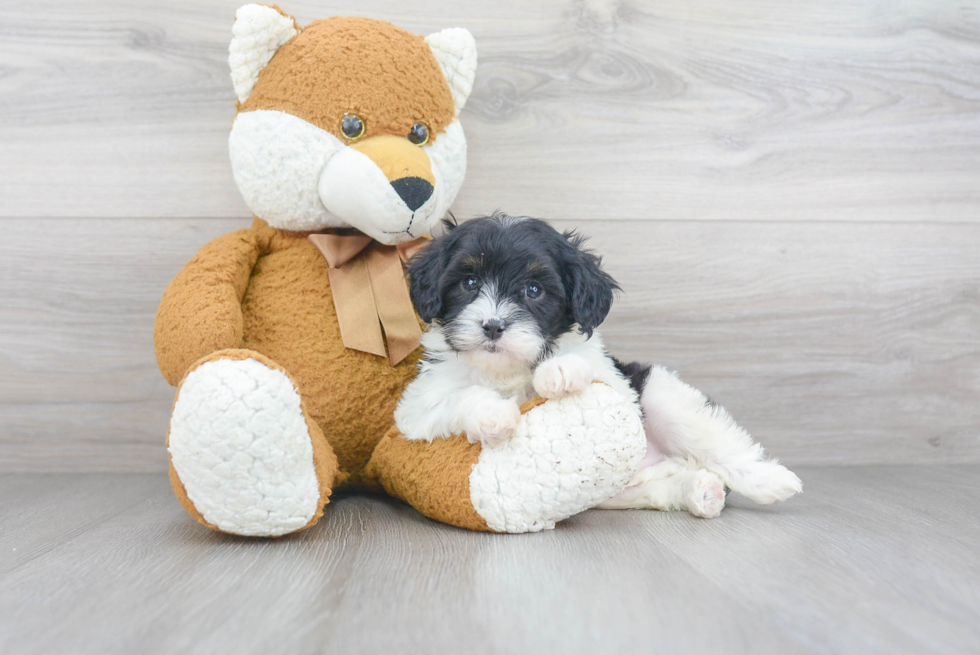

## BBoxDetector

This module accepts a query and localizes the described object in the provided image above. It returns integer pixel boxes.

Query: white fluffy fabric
[425,121,468,225]
[469,382,646,533]
[229,110,345,232]
[229,110,468,241]
[229,4,299,104]
[168,358,321,537]
[425,28,478,114]
[317,146,438,242]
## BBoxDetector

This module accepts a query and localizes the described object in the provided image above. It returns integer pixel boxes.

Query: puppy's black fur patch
[612,358,652,397]
[408,213,620,351]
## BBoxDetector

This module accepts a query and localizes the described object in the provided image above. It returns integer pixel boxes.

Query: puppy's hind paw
[533,355,594,399]
[732,461,803,505]
[464,397,521,446]
[684,470,726,519]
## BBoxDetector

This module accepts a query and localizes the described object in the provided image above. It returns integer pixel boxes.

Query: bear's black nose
[482,318,506,341]
[390,176,434,211]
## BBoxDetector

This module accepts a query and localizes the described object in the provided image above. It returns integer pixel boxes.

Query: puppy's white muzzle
[450,286,545,365]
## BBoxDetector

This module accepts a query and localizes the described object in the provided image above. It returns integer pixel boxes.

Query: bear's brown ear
[425,28,477,115]
[229,4,301,104]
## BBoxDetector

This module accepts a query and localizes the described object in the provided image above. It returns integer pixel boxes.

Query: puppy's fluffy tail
[636,366,802,505]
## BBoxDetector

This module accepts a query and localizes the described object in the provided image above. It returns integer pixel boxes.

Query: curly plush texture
[156,218,423,482]
[424,28,477,114]
[154,229,259,384]
[229,110,345,232]
[470,384,647,532]
[158,9,650,537]
[365,385,646,533]
[241,17,456,143]
[156,220,649,534]
[227,13,471,238]
[229,4,300,103]
[168,351,338,536]
[366,428,490,531]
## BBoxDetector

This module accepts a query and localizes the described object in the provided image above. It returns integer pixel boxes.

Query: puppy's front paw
[533,355,594,399]
[464,398,521,446]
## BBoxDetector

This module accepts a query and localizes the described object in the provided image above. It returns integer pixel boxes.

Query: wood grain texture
[1,0,979,220]
[586,219,980,466]
[0,217,977,472]
[0,467,977,654]
[0,218,230,473]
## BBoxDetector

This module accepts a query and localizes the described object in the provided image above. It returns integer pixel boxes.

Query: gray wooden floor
[1,466,977,654]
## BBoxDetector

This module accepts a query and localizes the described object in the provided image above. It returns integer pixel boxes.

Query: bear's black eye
[408,122,429,145]
[461,275,480,292]
[341,114,365,140]
[524,283,543,300]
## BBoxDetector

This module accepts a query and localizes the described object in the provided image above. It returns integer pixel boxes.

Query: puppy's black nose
[390,176,434,212]
[482,318,506,341]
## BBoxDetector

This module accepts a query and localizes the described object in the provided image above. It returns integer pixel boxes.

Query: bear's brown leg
[364,426,496,532]
[167,349,339,537]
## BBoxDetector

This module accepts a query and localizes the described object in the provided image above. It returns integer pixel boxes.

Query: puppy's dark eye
[408,122,429,145]
[461,276,480,292]
[340,114,366,141]
[524,283,543,299]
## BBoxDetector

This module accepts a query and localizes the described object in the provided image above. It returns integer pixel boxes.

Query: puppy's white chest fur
[457,353,535,403]
[419,327,538,402]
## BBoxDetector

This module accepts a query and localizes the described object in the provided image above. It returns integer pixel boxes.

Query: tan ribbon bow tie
[308,231,428,367]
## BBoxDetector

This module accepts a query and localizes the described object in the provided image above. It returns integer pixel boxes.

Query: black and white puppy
[395,213,801,517]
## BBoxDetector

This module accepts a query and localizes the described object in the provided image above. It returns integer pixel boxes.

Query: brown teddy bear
[155,4,647,537]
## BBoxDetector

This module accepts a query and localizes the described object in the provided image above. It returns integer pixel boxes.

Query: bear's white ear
[229,4,300,104]
[425,28,477,115]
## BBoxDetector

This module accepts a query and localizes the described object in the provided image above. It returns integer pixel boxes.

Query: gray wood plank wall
[1,0,978,471]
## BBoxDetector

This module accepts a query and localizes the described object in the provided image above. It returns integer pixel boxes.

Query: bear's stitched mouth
[383,211,418,238]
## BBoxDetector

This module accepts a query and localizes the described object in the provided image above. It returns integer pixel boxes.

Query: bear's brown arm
[153,228,262,386]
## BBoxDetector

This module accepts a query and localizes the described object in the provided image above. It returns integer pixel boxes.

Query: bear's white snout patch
[317,147,441,244]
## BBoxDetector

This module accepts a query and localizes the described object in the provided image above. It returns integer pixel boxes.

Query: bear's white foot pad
[469,383,647,533]
[168,357,320,536]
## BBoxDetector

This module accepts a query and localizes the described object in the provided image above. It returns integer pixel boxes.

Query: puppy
[395,213,802,518]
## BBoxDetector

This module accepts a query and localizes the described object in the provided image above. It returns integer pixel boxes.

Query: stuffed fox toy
[155,4,648,537]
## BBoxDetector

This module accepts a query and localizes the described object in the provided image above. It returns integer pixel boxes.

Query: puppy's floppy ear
[407,235,449,323]
[561,231,620,337]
